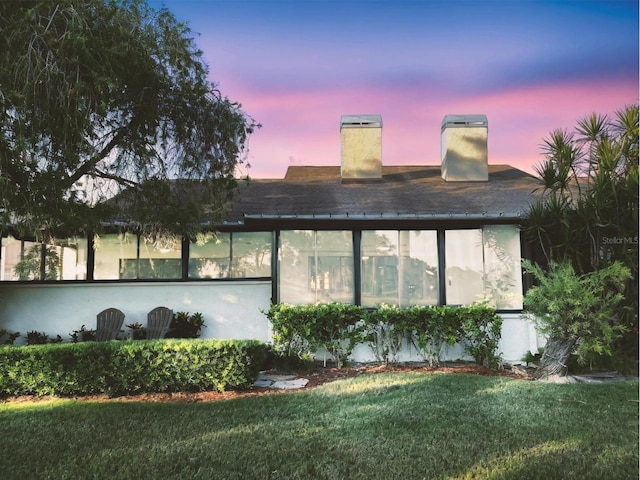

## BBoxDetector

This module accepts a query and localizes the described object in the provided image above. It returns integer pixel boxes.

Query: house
[0,114,544,363]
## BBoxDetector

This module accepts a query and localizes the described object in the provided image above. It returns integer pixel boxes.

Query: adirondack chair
[95,308,125,341]
[146,306,173,339]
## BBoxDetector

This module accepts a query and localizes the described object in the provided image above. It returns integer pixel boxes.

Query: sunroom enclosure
[278,226,522,310]
[1,225,539,363]
[1,225,522,311]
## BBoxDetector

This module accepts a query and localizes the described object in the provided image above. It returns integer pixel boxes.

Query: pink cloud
[235,77,637,179]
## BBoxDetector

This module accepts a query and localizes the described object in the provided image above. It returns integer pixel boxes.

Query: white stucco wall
[498,312,543,363]
[0,282,539,364]
[346,341,472,364]
[0,281,272,343]
[308,313,541,365]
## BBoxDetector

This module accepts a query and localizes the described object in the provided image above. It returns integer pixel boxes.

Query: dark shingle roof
[225,165,542,226]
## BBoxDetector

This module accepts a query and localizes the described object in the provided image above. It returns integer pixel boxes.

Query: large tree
[0,0,257,239]
[523,105,638,377]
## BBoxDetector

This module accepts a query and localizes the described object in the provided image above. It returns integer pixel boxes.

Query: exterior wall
[346,341,471,364]
[0,283,540,365]
[498,312,543,363]
[345,312,541,365]
[0,281,272,344]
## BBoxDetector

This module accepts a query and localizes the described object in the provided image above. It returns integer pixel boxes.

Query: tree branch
[93,169,138,188]
[62,125,129,189]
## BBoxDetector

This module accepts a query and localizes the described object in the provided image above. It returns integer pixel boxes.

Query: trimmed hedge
[264,303,366,367]
[0,339,267,397]
[266,303,503,368]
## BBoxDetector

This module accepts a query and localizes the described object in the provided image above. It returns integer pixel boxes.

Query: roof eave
[243,212,523,221]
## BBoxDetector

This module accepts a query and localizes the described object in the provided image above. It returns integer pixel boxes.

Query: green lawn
[0,372,637,480]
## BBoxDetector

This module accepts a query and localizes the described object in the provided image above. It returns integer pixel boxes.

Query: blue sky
[148,0,639,178]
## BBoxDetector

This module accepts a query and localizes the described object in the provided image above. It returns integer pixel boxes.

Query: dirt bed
[2,363,530,404]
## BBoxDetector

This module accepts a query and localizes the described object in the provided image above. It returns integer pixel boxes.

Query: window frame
[0,229,273,283]
[0,224,525,312]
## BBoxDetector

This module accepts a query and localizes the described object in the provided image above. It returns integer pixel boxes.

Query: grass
[0,372,637,479]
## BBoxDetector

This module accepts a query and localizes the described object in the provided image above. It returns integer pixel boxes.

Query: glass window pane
[362,230,438,307]
[189,232,231,279]
[445,229,484,305]
[138,235,182,279]
[279,230,314,304]
[314,231,354,303]
[483,225,523,309]
[230,232,272,278]
[0,237,14,280]
[1,236,88,281]
[279,230,353,304]
[361,231,399,307]
[0,237,87,280]
[52,236,88,280]
[446,227,524,308]
[399,231,439,306]
[93,233,138,280]
[1,237,42,280]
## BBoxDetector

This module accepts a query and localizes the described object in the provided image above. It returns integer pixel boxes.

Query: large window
[361,230,439,308]
[279,230,354,304]
[445,226,522,309]
[189,232,230,279]
[189,232,271,279]
[93,231,272,280]
[94,232,181,280]
[1,226,523,310]
[276,227,521,309]
[1,236,87,281]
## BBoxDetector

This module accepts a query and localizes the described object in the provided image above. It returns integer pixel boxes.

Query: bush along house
[0,114,544,363]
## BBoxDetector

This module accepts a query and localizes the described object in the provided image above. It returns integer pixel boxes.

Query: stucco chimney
[340,114,382,180]
[441,114,488,182]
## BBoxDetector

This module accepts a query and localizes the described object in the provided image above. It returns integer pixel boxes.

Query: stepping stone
[271,378,309,390]
[253,379,274,388]
[261,374,298,382]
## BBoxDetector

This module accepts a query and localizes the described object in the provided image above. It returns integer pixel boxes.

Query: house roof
[223,164,543,228]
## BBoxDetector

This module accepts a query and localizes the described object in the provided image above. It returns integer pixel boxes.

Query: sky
[148,0,638,179]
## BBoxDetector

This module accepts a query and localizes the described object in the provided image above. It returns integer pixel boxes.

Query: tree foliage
[523,260,631,373]
[0,0,258,239]
[524,105,638,274]
[522,105,638,365]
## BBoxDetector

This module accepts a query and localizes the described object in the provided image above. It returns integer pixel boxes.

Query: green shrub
[25,330,49,345]
[0,339,267,397]
[70,325,95,342]
[363,304,410,365]
[166,311,206,338]
[407,306,461,366]
[265,303,503,369]
[0,329,20,345]
[365,304,501,367]
[25,330,63,345]
[523,259,631,366]
[265,303,367,367]
[522,347,544,366]
[457,304,503,369]
[263,304,314,359]
[126,322,145,340]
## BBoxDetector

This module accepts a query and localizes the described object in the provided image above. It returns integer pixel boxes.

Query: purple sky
[149,0,638,178]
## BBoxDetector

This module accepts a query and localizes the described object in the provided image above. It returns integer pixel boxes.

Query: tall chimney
[340,114,382,180]
[441,114,488,181]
